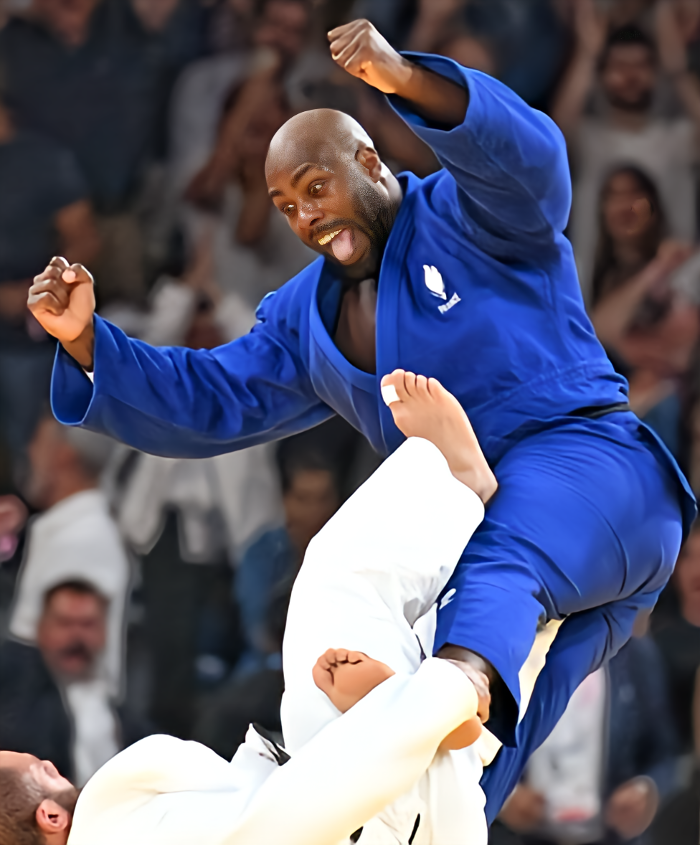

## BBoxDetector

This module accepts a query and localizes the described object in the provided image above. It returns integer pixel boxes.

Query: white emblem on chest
[423,264,461,314]
[423,264,447,299]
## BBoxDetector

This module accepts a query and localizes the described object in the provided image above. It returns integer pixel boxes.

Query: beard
[351,176,395,256]
[607,88,653,113]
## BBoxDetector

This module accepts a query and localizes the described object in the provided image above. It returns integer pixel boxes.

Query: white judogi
[68,438,487,845]
[282,435,488,844]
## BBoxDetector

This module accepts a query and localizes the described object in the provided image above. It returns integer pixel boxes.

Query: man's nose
[296,201,324,231]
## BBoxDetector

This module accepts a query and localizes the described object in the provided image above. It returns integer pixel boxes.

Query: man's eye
[309,182,324,195]
[282,204,295,216]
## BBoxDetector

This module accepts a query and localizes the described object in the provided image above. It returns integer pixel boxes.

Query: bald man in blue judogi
[44,34,694,810]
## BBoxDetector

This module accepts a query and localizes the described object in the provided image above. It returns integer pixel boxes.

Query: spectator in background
[0,581,150,786]
[9,415,130,699]
[234,449,340,675]
[551,0,700,300]
[403,0,496,75]
[191,449,340,760]
[650,525,700,844]
[104,270,283,738]
[0,94,99,475]
[167,0,318,307]
[587,166,699,456]
[653,525,700,757]
[0,0,165,304]
[191,76,316,309]
[496,616,679,845]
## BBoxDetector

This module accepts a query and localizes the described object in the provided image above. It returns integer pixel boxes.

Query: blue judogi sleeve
[389,55,571,251]
[480,589,662,824]
[51,285,334,458]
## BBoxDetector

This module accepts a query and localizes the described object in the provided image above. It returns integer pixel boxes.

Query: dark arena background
[1,1,700,843]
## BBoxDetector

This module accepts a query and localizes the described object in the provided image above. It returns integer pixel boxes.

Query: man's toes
[415,374,430,398]
[322,648,340,667]
[381,370,409,405]
[403,371,418,397]
[346,650,366,665]
[427,376,446,397]
[312,661,334,692]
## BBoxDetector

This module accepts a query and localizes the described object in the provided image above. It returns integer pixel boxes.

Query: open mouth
[317,227,356,261]
[317,229,343,246]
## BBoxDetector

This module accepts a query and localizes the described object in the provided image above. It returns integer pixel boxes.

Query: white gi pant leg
[276,436,488,844]
[281,436,484,751]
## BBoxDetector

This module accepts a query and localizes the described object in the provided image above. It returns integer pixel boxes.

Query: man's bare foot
[380,370,498,504]
[312,648,395,713]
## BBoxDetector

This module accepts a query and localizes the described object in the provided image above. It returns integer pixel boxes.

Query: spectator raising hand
[605,777,659,841]
[553,0,700,298]
[551,0,609,142]
[656,0,700,123]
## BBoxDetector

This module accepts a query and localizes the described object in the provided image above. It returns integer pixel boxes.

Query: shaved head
[265,108,401,279]
[266,109,374,175]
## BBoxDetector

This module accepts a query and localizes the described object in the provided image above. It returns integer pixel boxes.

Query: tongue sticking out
[331,228,354,261]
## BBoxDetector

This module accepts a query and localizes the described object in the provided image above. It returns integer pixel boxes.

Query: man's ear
[36,799,71,842]
[356,147,383,182]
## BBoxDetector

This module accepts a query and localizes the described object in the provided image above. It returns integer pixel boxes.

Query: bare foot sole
[312,648,396,713]
[380,369,498,504]
[439,716,483,751]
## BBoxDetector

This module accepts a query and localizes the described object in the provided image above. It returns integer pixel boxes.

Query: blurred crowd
[2,0,700,842]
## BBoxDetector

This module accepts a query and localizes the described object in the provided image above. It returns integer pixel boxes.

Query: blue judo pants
[430,411,695,820]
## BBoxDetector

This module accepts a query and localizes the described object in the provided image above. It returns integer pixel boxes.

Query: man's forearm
[393,62,469,128]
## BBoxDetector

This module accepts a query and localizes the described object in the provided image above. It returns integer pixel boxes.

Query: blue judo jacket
[53,54,630,467]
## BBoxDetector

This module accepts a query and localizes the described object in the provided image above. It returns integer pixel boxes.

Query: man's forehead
[266,144,346,189]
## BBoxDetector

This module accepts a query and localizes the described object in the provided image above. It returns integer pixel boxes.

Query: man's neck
[44,477,97,511]
[614,240,647,268]
[608,106,651,132]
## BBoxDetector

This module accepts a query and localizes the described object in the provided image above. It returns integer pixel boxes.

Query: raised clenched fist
[327,19,413,95]
[28,256,95,344]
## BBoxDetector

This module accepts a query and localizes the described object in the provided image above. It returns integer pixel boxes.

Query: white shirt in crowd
[102,278,284,564]
[65,679,120,788]
[526,667,607,844]
[9,488,131,696]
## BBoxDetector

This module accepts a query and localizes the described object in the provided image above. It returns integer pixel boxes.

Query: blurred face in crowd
[266,111,398,281]
[0,752,77,844]
[284,468,339,555]
[237,89,291,168]
[676,529,700,626]
[601,170,655,245]
[254,0,309,64]
[34,0,100,46]
[37,588,107,681]
[600,43,656,112]
[131,0,178,33]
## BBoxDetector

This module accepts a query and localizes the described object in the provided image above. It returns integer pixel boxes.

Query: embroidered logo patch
[424,264,461,313]
[439,588,457,610]
[423,264,446,300]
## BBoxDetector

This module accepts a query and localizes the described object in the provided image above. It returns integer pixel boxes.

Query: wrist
[62,321,95,370]
[385,54,418,99]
